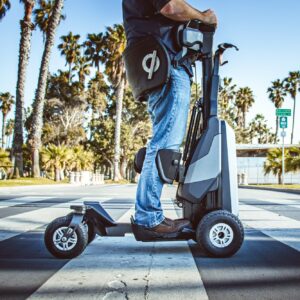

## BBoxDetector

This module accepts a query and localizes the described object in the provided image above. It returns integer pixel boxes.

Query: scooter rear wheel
[44,215,88,259]
[196,210,244,258]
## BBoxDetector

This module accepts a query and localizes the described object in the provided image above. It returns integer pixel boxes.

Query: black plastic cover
[134,147,147,174]
[123,36,170,102]
[156,149,182,184]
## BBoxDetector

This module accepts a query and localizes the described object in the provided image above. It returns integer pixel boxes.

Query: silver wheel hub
[53,226,78,251]
[209,223,234,248]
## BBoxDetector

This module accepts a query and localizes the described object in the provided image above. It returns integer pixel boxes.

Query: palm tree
[102,24,126,181]
[0,0,11,20]
[33,0,65,41]
[219,77,236,116]
[264,148,289,184]
[12,0,35,178]
[5,119,14,149]
[249,114,273,144]
[219,77,237,128]
[28,0,64,178]
[0,92,14,148]
[267,79,286,141]
[58,32,81,83]
[235,87,255,129]
[284,71,300,144]
[84,33,104,73]
[70,146,94,171]
[286,147,300,173]
[74,56,91,86]
[41,143,69,181]
[0,148,12,179]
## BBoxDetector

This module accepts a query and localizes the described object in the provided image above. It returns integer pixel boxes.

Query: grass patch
[105,179,131,185]
[249,184,300,190]
[0,177,69,188]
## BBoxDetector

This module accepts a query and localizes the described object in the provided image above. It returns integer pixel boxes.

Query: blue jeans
[135,66,191,228]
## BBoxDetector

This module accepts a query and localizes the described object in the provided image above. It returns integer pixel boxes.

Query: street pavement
[0,184,299,300]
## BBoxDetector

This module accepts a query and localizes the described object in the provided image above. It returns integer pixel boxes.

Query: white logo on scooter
[142,50,160,80]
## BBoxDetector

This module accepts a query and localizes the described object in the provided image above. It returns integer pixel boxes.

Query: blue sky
[0,0,299,143]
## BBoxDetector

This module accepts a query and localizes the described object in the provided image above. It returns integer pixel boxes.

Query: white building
[236,144,300,185]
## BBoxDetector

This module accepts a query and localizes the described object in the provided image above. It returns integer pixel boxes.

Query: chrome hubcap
[53,227,78,251]
[209,223,234,248]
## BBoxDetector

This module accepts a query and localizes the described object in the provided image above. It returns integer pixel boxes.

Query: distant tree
[102,24,126,181]
[39,70,87,146]
[5,119,14,149]
[249,114,276,144]
[33,0,65,41]
[74,56,91,87]
[286,147,300,173]
[284,71,300,144]
[70,145,94,172]
[28,0,65,178]
[235,87,255,129]
[0,0,11,20]
[264,148,290,184]
[12,0,35,178]
[58,32,81,83]
[219,77,237,122]
[84,33,104,73]
[0,92,14,148]
[267,79,286,140]
[0,149,12,179]
[87,72,109,114]
[41,143,69,181]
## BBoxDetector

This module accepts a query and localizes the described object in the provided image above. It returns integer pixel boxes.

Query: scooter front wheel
[196,210,244,258]
[44,215,88,259]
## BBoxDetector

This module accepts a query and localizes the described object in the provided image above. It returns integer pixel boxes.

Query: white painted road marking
[240,203,300,252]
[29,199,208,300]
[0,197,112,242]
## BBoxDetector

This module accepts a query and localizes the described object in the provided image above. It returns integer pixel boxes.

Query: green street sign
[280,116,288,128]
[276,109,292,117]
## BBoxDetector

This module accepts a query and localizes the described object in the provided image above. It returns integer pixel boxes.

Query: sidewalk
[239,185,300,195]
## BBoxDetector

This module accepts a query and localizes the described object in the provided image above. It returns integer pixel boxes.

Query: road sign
[276,109,292,117]
[280,116,288,129]
[281,130,287,138]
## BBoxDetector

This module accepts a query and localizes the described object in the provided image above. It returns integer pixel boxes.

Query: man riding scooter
[122,0,218,235]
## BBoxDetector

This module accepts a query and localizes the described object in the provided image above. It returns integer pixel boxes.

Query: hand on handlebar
[201,9,218,27]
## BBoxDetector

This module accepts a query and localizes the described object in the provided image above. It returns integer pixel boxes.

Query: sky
[0,0,299,143]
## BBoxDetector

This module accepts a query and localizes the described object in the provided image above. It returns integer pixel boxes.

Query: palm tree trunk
[28,0,64,178]
[12,4,35,178]
[243,110,246,129]
[68,63,72,84]
[113,77,125,181]
[54,167,60,181]
[291,96,296,144]
[2,114,6,148]
[278,172,282,185]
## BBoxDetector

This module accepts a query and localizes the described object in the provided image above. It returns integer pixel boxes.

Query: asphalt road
[0,184,299,300]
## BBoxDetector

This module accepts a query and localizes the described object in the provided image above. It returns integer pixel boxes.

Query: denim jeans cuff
[149,215,165,228]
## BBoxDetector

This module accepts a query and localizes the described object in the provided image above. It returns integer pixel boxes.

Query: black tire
[86,221,97,244]
[196,210,244,258]
[44,215,88,259]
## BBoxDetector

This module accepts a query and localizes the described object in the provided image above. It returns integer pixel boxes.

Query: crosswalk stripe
[240,203,300,252]
[29,199,209,300]
[0,198,111,242]
[0,196,54,209]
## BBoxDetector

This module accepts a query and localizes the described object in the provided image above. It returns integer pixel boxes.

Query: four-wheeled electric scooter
[44,22,244,259]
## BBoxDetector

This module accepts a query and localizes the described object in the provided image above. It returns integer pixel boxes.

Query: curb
[239,185,300,195]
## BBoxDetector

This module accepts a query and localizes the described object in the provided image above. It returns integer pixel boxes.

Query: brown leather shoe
[165,217,191,231]
[150,218,191,234]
